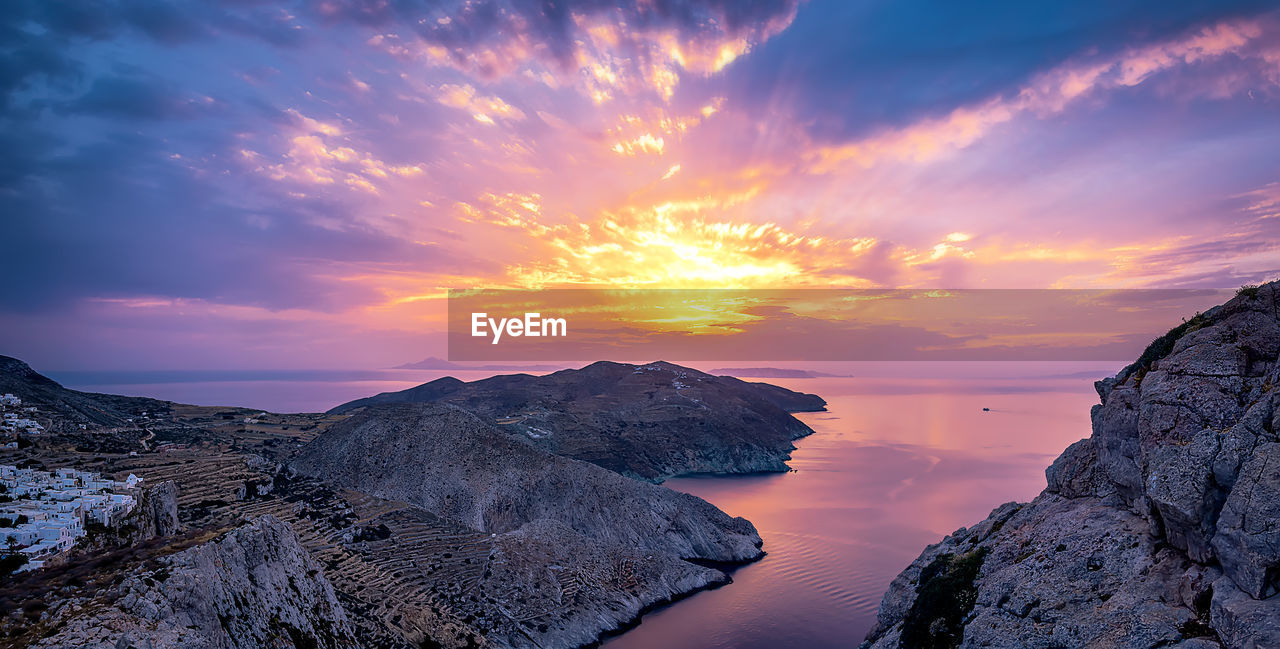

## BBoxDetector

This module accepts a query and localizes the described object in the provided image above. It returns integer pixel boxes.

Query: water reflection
[605,364,1118,649]
[59,362,1122,647]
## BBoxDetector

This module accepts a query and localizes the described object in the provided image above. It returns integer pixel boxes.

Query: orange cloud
[612,133,665,156]
[485,185,893,288]
[454,192,548,234]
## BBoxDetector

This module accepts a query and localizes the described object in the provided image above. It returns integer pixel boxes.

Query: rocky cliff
[35,515,357,649]
[131,480,180,540]
[864,282,1280,649]
[75,480,181,552]
[328,360,825,481]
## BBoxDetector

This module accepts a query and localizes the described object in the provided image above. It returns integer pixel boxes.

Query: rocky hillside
[863,282,1280,649]
[0,355,171,430]
[292,402,764,646]
[294,403,763,562]
[35,515,357,649]
[328,360,826,481]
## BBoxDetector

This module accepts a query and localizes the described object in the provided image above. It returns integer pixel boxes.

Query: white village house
[1,465,142,571]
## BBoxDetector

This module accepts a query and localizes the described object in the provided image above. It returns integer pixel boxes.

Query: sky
[2,0,1279,370]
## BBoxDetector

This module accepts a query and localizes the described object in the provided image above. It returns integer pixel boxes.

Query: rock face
[133,480,180,539]
[328,360,825,481]
[864,282,1280,649]
[36,515,357,649]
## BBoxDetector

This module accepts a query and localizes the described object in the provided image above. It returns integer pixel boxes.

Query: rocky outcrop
[864,282,1280,649]
[68,481,180,554]
[36,515,357,649]
[132,480,180,540]
[327,360,825,481]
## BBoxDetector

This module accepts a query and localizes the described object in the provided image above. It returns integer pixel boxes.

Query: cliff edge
[35,515,357,649]
[864,282,1280,649]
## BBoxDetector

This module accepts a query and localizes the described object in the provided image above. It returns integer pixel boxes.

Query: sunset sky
[3,0,1279,370]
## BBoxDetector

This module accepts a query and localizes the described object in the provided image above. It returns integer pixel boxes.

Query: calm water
[605,365,1120,649]
[56,362,1121,647]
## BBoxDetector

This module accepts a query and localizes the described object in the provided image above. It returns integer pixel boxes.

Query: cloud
[492,195,894,288]
[241,109,425,195]
[725,0,1278,141]
[434,83,525,123]
[354,0,799,101]
[1237,182,1280,220]
[58,75,218,120]
[1,0,1277,373]
[806,18,1273,171]
[0,109,464,315]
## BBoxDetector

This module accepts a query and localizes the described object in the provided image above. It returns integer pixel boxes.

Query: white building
[0,465,141,572]
[0,413,42,434]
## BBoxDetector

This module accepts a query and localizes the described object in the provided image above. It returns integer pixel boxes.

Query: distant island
[392,356,566,372]
[710,367,852,378]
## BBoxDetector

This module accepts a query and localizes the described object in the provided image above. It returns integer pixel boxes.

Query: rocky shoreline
[863,282,1280,649]
[585,555,761,648]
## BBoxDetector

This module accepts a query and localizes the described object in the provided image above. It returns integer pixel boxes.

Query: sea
[49,361,1123,648]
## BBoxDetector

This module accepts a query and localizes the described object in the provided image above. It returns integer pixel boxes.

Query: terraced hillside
[0,359,782,648]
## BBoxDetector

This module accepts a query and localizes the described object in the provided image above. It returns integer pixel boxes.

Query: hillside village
[0,465,141,573]
[0,393,43,436]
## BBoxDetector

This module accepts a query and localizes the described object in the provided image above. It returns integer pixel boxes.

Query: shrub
[0,553,29,579]
[900,547,989,649]
[1126,311,1209,381]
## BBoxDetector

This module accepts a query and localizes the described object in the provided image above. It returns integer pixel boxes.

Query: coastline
[589,550,768,648]
[6,363,1138,648]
